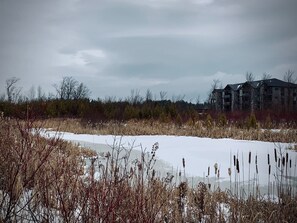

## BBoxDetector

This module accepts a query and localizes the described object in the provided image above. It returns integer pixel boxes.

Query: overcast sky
[1,0,297,102]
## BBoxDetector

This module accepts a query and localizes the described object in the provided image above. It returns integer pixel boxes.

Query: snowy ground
[43,130,297,194]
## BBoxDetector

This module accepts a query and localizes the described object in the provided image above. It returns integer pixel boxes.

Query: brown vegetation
[1,117,297,222]
[40,118,297,143]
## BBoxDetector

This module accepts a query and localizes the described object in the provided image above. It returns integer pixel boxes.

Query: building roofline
[223,78,297,90]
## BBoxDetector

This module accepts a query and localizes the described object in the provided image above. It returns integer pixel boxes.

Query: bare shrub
[1,117,296,222]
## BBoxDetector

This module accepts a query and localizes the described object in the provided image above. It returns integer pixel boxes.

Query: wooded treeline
[1,76,297,126]
[0,97,205,124]
[0,76,209,124]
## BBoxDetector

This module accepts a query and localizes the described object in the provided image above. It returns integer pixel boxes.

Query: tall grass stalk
[1,117,296,222]
[248,151,251,197]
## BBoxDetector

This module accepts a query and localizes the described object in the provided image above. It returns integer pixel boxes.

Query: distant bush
[205,114,213,129]
[246,113,257,129]
[217,113,227,127]
[1,94,297,129]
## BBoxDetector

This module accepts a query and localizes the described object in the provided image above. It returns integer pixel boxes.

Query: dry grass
[38,118,297,143]
[1,117,297,222]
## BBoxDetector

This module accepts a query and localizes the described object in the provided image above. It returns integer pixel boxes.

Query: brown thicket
[0,117,296,222]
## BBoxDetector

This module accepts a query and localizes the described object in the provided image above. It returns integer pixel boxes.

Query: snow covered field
[43,130,297,191]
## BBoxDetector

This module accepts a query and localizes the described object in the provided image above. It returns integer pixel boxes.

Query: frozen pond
[43,130,297,195]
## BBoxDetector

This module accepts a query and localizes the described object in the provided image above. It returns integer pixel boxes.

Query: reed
[37,118,297,143]
[1,117,296,222]
[248,151,251,197]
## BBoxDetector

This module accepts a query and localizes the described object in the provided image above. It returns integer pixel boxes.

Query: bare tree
[245,72,255,82]
[54,76,91,100]
[57,76,78,99]
[104,96,117,103]
[211,79,221,90]
[28,86,36,101]
[262,72,272,80]
[54,76,75,99]
[172,94,185,102]
[74,83,91,99]
[207,79,221,103]
[37,86,45,100]
[128,89,143,104]
[6,77,21,102]
[47,92,55,100]
[145,89,153,102]
[159,91,167,100]
[283,69,296,83]
[196,95,200,104]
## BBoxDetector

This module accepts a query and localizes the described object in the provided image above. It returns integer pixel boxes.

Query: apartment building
[211,78,297,112]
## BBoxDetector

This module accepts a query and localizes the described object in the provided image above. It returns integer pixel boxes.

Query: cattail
[233,155,236,166]
[214,163,218,175]
[236,159,240,173]
[208,166,210,176]
[278,158,280,168]
[249,151,251,164]
[228,167,231,176]
[282,157,285,166]
[286,153,288,164]
[267,154,270,165]
[217,169,220,178]
[290,159,292,168]
[269,165,271,175]
[256,165,258,174]
[274,148,277,162]
[182,158,185,168]
[138,163,142,171]
[255,155,257,165]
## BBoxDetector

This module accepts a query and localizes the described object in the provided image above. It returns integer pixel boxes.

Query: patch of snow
[42,130,297,190]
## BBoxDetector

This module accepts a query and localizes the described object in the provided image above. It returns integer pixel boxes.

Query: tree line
[2,76,91,103]
[0,76,207,124]
[1,75,296,125]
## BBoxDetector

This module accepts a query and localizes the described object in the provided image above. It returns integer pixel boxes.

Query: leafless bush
[1,117,296,222]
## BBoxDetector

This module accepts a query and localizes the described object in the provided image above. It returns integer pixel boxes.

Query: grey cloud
[1,0,297,101]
